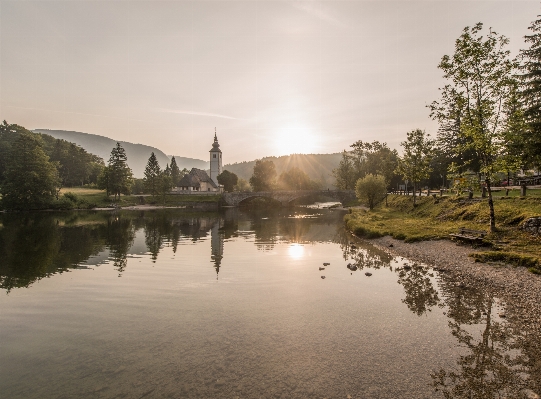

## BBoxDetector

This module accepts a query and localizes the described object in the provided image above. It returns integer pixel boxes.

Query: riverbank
[345,194,541,270]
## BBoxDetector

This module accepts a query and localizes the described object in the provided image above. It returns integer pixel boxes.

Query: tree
[519,15,541,170]
[157,170,173,204]
[107,143,133,200]
[249,159,276,191]
[355,174,387,210]
[234,178,251,192]
[217,170,238,192]
[277,167,319,190]
[333,150,356,189]
[350,141,400,190]
[170,156,181,187]
[0,132,60,210]
[396,129,434,206]
[144,152,161,196]
[430,23,518,231]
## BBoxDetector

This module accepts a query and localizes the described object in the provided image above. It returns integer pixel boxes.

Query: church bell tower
[209,129,222,185]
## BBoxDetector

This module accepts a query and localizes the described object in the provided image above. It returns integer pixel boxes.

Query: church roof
[178,168,218,188]
[209,132,222,153]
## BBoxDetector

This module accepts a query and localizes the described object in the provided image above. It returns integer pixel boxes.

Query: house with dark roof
[176,168,221,192]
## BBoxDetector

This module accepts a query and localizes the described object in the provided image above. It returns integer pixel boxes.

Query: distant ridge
[34,129,209,178]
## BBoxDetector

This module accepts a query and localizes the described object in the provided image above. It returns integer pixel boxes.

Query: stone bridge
[222,190,356,207]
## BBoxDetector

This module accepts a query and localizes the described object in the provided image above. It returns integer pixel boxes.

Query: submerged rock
[323,262,330,266]
[319,267,325,271]
[321,276,326,279]
[365,272,372,277]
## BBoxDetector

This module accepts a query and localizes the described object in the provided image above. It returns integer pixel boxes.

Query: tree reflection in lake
[340,237,536,397]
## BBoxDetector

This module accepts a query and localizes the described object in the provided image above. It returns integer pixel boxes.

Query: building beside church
[176,133,223,193]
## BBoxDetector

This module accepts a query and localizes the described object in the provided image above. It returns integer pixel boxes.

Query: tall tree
[429,23,517,231]
[0,132,60,210]
[170,156,181,187]
[249,159,277,191]
[107,143,133,201]
[217,170,238,192]
[519,15,541,170]
[333,150,356,190]
[396,129,434,206]
[144,152,161,196]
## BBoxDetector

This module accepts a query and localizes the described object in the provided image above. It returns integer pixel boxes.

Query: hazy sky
[1,1,539,163]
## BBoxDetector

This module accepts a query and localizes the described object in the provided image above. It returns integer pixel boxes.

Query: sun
[273,125,318,156]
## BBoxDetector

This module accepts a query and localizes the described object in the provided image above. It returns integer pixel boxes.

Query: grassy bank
[56,187,221,209]
[345,194,541,270]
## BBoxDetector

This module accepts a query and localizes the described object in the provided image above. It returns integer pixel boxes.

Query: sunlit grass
[345,194,541,268]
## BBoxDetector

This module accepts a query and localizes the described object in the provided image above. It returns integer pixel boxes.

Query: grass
[58,187,221,209]
[345,194,541,271]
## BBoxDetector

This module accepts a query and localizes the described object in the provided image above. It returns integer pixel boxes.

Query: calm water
[0,207,536,398]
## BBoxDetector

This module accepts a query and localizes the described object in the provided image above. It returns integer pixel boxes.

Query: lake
[0,207,535,398]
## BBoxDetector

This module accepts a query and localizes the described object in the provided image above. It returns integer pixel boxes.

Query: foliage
[333,150,356,190]
[429,23,518,230]
[103,143,134,200]
[170,156,182,187]
[277,167,320,190]
[217,170,238,192]
[144,152,161,196]
[0,132,60,210]
[157,170,173,204]
[233,178,251,192]
[519,15,541,170]
[355,174,388,210]
[249,159,277,191]
[396,129,434,205]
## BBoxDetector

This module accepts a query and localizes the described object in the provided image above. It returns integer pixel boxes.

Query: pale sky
[1,0,539,163]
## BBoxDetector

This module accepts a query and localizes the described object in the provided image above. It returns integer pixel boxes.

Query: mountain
[224,153,342,189]
[34,130,208,178]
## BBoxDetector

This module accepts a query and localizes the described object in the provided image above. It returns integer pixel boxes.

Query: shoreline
[361,234,541,392]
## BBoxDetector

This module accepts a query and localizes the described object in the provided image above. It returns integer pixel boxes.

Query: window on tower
[213,154,216,158]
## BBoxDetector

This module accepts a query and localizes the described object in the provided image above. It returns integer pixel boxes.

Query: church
[176,133,223,193]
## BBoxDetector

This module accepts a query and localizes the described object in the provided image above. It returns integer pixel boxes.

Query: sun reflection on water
[288,243,305,259]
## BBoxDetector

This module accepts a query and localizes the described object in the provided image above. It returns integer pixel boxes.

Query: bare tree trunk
[413,182,417,206]
[486,179,496,232]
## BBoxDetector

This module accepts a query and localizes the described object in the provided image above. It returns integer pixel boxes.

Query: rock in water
[319,267,325,271]
[365,272,372,276]
[321,276,326,279]
[323,262,330,266]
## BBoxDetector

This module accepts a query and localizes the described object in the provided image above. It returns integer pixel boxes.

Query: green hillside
[224,153,342,189]
[34,129,208,178]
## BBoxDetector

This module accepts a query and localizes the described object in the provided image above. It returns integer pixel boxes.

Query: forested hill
[34,129,208,178]
[224,153,342,189]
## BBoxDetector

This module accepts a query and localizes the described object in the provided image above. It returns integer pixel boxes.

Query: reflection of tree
[397,265,440,316]
[0,213,105,292]
[145,217,163,262]
[103,215,135,275]
[432,283,530,398]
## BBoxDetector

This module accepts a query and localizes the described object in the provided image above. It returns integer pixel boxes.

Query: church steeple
[209,129,222,185]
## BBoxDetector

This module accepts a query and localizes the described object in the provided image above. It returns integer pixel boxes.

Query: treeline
[248,160,322,191]
[0,121,105,210]
[336,17,541,230]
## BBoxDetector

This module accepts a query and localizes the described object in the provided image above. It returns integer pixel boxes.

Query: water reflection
[0,208,538,397]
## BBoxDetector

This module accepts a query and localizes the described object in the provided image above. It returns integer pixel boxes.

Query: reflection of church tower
[210,220,224,279]
[209,130,222,186]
